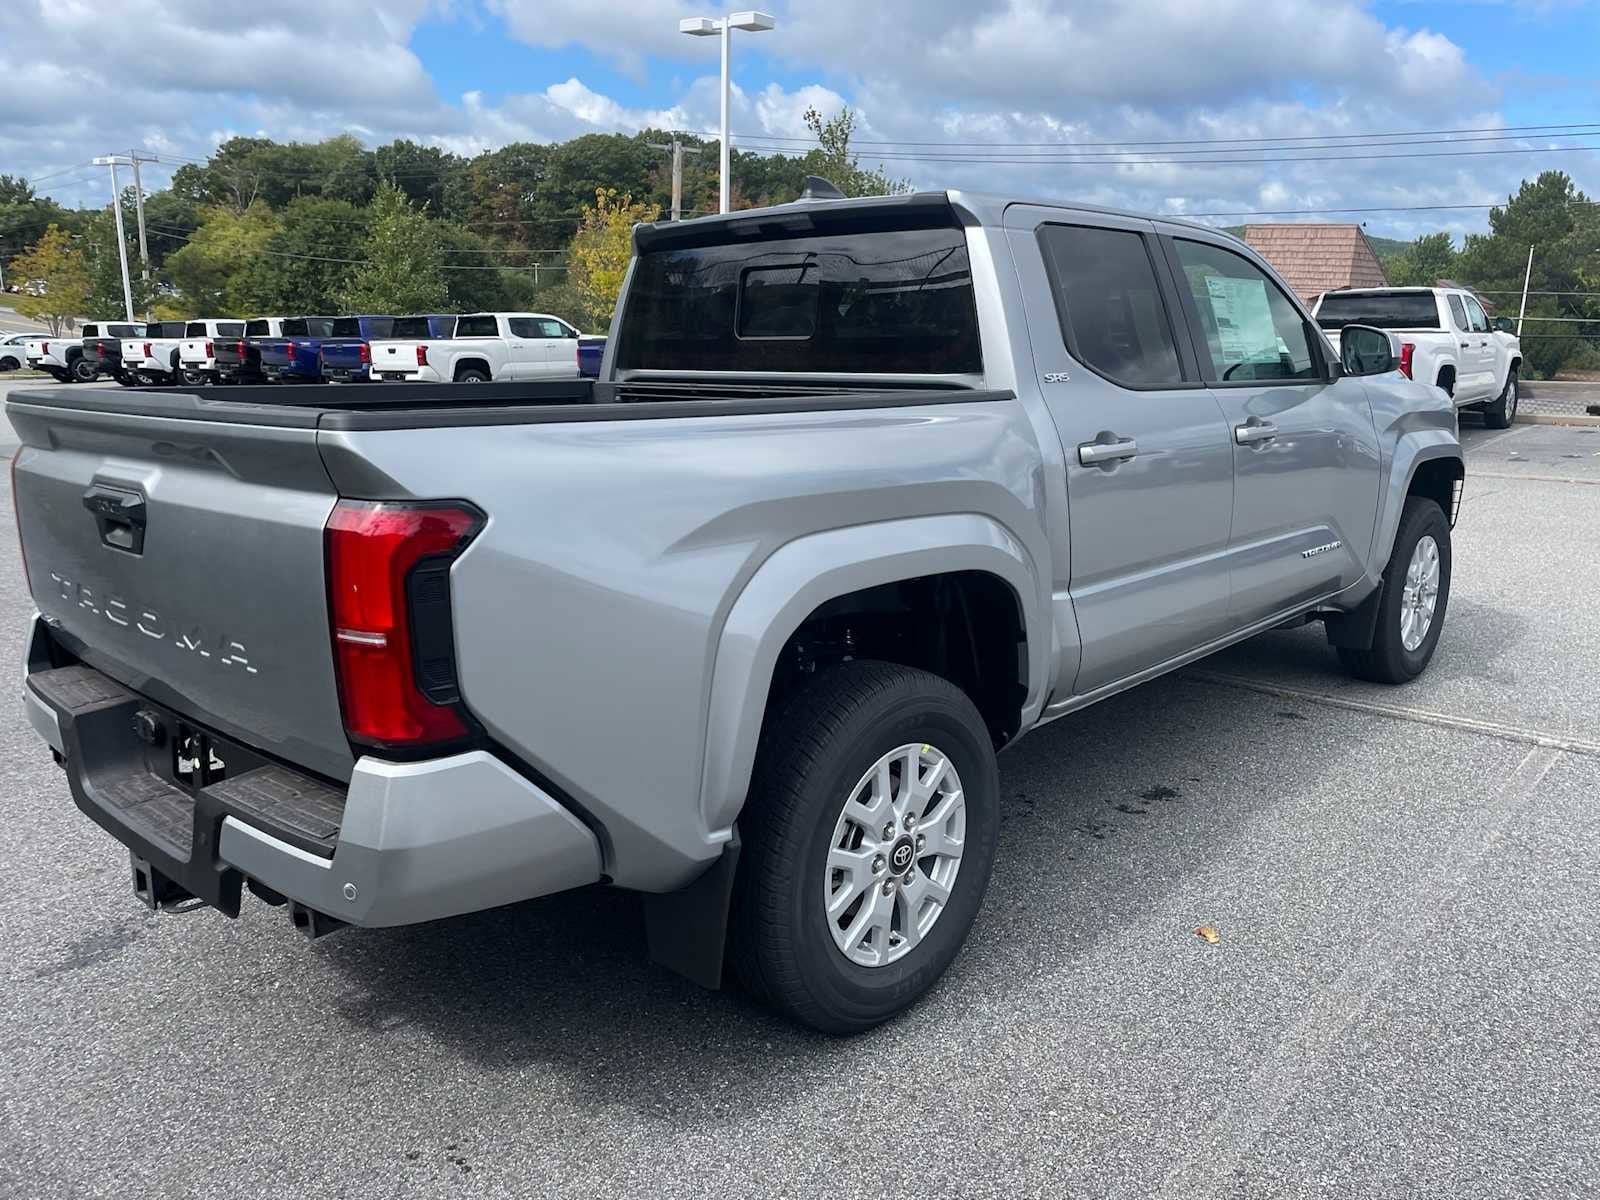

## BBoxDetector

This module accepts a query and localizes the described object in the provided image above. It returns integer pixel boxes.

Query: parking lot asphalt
[1,383,1598,1198]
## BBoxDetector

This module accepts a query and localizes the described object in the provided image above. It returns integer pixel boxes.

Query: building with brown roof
[1242,224,1389,305]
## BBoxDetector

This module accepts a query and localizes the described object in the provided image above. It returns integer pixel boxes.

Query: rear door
[1011,211,1236,695]
[1161,232,1379,625]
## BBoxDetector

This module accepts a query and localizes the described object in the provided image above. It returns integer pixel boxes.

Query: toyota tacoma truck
[317,316,400,383]
[368,312,580,382]
[120,320,195,386]
[23,334,91,382]
[10,191,1463,1033]
[257,316,338,383]
[81,320,146,383]
[1313,286,1522,428]
[177,319,247,385]
[214,317,286,384]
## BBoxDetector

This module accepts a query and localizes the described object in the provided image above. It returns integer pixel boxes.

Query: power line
[727,141,1600,167]
[717,119,1600,149]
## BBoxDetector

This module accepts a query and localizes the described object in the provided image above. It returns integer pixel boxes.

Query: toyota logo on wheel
[891,841,914,872]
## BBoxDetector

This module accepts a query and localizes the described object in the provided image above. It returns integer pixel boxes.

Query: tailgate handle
[83,485,147,555]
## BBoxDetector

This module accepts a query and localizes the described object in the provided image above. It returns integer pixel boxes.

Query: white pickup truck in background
[177,319,247,385]
[368,312,583,382]
[119,320,191,386]
[1313,286,1523,428]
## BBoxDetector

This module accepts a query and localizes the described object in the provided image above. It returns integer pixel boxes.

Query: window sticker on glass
[1204,275,1280,368]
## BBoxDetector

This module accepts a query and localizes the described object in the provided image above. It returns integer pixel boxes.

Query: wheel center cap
[888,836,916,875]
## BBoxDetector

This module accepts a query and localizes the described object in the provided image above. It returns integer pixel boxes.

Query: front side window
[1465,297,1489,333]
[1448,295,1468,330]
[538,318,568,339]
[1174,240,1318,383]
[1037,224,1183,388]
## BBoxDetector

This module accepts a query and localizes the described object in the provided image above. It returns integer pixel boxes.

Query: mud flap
[642,830,740,990]
[1323,583,1384,649]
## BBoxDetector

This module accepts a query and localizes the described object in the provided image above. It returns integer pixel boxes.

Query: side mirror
[1339,324,1398,377]
[1492,317,1515,335]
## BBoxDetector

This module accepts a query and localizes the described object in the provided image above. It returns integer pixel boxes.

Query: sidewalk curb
[1514,412,1600,427]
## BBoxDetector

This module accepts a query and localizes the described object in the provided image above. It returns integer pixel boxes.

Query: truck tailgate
[9,392,355,781]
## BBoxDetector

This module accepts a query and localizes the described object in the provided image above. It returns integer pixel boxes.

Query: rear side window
[245,320,272,337]
[1315,292,1441,330]
[1174,240,1319,383]
[217,322,244,338]
[1447,295,1468,330]
[507,318,543,337]
[1036,224,1184,388]
[616,222,982,375]
[456,315,499,337]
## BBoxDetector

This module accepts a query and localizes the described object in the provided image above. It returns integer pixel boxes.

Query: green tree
[1387,232,1458,287]
[232,197,367,314]
[434,222,515,313]
[165,202,282,314]
[8,224,90,333]
[1455,171,1600,378]
[798,107,909,198]
[340,181,447,313]
[81,211,154,319]
[568,187,659,329]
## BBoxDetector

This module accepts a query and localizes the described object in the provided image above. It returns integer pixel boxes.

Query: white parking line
[1185,670,1600,758]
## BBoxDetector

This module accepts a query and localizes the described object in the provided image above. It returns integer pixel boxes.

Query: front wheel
[1336,497,1452,684]
[730,660,1000,1034]
[1484,371,1518,430]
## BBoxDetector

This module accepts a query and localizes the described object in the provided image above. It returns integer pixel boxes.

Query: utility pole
[128,150,157,283]
[1516,244,1535,336]
[91,156,136,322]
[648,139,704,220]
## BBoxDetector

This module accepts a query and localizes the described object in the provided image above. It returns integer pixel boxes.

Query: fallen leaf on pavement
[1194,925,1220,944]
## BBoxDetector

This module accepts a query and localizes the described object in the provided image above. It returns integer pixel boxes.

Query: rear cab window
[330,318,361,338]
[185,322,206,337]
[390,317,441,339]
[217,322,244,338]
[1315,292,1442,331]
[615,205,982,378]
[244,320,273,337]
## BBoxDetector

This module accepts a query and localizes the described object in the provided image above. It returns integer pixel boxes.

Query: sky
[1,0,1597,241]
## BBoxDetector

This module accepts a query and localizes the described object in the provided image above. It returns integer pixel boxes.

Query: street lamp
[91,155,136,321]
[679,10,775,215]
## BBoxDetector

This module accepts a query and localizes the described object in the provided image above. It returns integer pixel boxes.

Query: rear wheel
[1484,370,1518,430]
[1336,497,1451,684]
[456,367,489,382]
[730,660,999,1034]
[69,356,96,383]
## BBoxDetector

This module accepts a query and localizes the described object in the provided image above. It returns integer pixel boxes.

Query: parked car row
[22,312,607,385]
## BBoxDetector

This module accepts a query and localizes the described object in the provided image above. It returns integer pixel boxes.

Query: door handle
[1235,419,1279,446]
[1077,437,1138,466]
[1460,342,1470,349]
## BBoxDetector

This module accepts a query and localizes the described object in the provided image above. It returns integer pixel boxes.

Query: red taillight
[40,342,48,356]
[416,345,428,366]
[287,342,297,362]
[237,340,247,358]
[143,342,152,358]
[1399,343,1415,379]
[96,344,106,359]
[359,342,371,365]
[205,340,213,358]
[325,500,483,749]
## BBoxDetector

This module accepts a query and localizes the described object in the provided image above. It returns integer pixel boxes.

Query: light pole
[91,155,136,321]
[679,10,775,215]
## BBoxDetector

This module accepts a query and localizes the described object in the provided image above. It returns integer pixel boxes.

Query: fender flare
[696,513,1050,836]
[1374,430,1463,568]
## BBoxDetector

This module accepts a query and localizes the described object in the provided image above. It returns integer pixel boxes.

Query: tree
[81,211,154,319]
[1387,232,1457,288]
[568,188,659,329]
[231,197,368,314]
[165,202,282,314]
[798,107,909,198]
[434,222,515,313]
[340,181,447,313]
[8,224,90,333]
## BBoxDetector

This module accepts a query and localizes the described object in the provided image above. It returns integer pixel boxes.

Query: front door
[1161,233,1381,626]
[1019,217,1237,696]
[1462,296,1497,401]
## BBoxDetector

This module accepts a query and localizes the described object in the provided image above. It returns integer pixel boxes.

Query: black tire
[1337,497,1451,684]
[46,368,68,383]
[0,355,18,372]
[69,355,96,383]
[1483,369,1518,430]
[730,660,1000,1034]
[456,367,489,382]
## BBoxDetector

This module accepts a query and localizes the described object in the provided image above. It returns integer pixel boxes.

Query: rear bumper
[373,366,441,383]
[22,636,602,929]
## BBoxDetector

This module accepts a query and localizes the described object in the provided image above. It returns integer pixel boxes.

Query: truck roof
[634,189,1239,252]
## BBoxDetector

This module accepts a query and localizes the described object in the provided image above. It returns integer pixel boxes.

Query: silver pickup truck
[11,190,1463,1033]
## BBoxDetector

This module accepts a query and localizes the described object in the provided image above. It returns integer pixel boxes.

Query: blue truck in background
[320,316,461,382]
[578,335,606,378]
[257,317,339,383]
